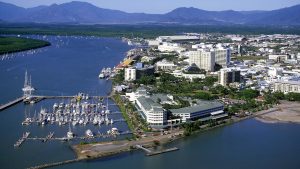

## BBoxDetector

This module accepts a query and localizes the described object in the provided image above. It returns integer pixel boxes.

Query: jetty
[42,132,54,142]
[0,96,25,111]
[14,132,30,148]
[146,147,179,156]
[0,95,111,112]
[135,144,179,156]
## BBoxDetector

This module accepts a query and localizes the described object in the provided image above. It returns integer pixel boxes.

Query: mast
[24,70,28,88]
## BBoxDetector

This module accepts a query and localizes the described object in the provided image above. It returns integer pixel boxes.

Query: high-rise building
[124,66,155,81]
[189,50,215,72]
[218,68,241,86]
[124,67,136,81]
[214,47,231,67]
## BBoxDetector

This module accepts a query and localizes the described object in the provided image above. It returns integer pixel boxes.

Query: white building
[171,70,206,81]
[157,35,199,42]
[189,50,215,72]
[268,67,283,77]
[155,59,177,71]
[269,54,289,61]
[136,96,167,127]
[214,47,231,67]
[147,40,161,46]
[170,101,225,123]
[158,42,185,53]
[274,80,300,93]
[124,67,136,81]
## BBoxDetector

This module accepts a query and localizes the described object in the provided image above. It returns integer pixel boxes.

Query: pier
[14,132,30,148]
[146,147,179,156]
[136,144,179,156]
[136,144,152,153]
[0,96,25,111]
[0,95,111,112]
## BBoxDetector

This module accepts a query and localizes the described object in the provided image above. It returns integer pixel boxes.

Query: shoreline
[27,107,282,169]
[0,36,51,55]
[256,101,300,124]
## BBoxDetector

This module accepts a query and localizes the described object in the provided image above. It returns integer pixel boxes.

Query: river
[0,35,300,169]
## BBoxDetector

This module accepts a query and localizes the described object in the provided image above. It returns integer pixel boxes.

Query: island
[0,36,50,55]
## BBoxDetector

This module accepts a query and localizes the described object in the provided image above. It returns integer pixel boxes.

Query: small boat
[67,124,74,139]
[85,129,93,137]
[107,127,119,135]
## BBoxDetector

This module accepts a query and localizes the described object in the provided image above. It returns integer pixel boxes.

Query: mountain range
[0,1,300,25]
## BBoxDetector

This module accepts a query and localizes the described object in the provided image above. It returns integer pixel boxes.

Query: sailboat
[67,123,74,139]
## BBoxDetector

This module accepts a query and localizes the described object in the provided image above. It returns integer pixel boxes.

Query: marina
[1,34,300,169]
[0,35,133,169]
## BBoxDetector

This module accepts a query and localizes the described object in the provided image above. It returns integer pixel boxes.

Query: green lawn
[0,36,50,54]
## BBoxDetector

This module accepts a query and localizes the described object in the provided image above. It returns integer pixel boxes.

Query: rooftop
[170,100,224,114]
[275,80,300,85]
[137,96,164,112]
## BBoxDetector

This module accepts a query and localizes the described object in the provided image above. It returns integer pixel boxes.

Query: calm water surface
[1,35,300,169]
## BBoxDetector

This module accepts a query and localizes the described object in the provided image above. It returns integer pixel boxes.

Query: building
[136,66,155,79]
[170,101,225,123]
[147,40,161,46]
[189,50,215,72]
[125,87,148,102]
[219,68,241,86]
[157,35,200,42]
[136,96,167,128]
[268,67,283,77]
[268,54,290,62]
[155,59,177,71]
[274,80,300,93]
[214,47,231,67]
[158,42,185,53]
[124,66,155,81]
[124,67,136,81]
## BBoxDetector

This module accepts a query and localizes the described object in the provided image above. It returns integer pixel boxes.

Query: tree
[238,89,259,100]
[136,75,156,85]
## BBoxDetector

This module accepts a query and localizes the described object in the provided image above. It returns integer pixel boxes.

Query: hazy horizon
[1,0,300,14]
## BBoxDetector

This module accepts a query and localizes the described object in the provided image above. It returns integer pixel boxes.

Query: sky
[3,0,300,14]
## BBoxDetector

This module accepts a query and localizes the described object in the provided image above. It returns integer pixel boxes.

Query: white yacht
[107,127,119,135]
[67,124,74,139]
[85,129,93,137]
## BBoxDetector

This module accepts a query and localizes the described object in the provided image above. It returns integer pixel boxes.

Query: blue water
[0,35,132,169]
[1,35,300,169]
[60,119,300,169]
